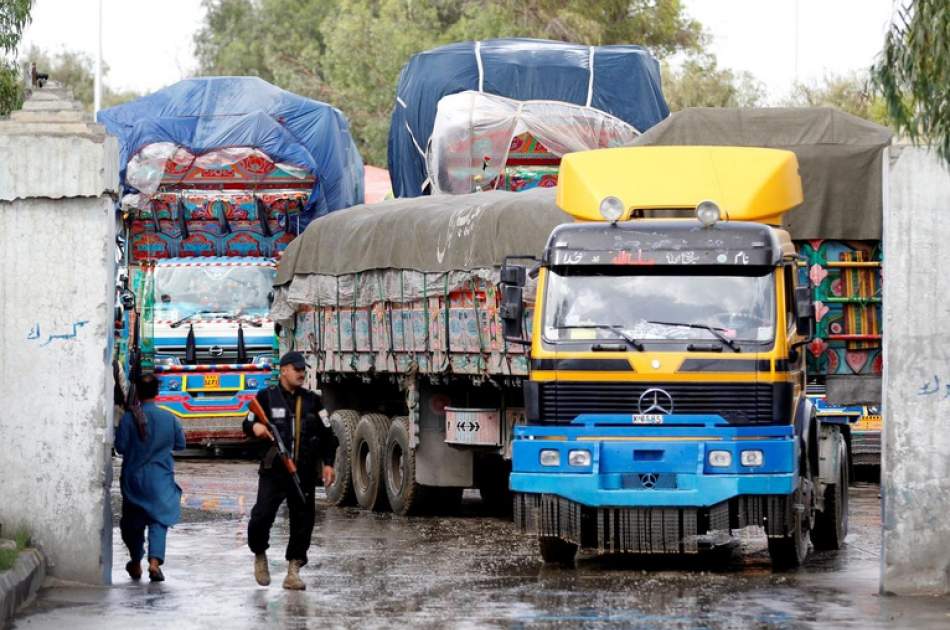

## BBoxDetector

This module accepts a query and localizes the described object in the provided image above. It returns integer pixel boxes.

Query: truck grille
[155,344,272,365]
[539,381,787,424]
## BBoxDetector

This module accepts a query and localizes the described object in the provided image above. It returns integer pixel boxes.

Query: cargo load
[388,39,669,197]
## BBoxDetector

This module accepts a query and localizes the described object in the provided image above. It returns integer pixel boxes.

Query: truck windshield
[543,267,775,345]
[152,264,275,320]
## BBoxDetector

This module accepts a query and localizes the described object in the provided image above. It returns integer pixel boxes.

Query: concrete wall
[0,87,118,584]
[882,146,950,595]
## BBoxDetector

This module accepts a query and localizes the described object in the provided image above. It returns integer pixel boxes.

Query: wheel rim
[388,442,405,494]
[355,439,370,492]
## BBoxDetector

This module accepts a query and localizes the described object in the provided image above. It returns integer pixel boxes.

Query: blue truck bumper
[510,417,798,508]
[510,415,800,553]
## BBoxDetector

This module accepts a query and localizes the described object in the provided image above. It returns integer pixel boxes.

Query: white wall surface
[882,146,950,595]
[0,98,118,584]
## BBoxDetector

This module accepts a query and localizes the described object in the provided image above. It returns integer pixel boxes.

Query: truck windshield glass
[543,267,775,344]
[153,265,275,319]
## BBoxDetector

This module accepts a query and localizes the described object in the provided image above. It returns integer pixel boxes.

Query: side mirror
[794,284,815,342]
[267,291,275,306]
[500,264,526,288]
[499,285,525,340]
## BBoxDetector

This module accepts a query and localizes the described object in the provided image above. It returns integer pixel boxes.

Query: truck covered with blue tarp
[99,76,364,222]
[388,38,669,198]
[100,77,364,449]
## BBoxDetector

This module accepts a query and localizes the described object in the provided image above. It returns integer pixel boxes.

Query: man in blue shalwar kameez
[115,374,186,582]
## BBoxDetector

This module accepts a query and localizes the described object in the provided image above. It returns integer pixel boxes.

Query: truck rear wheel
[538,536,578,566]
[811,439,850,550]
[384,416,427,515]
[325,410,359,506]
[351,413,391,511]
[767,487,810,569]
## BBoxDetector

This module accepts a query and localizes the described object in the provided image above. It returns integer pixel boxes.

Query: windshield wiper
[221,313,263,328]
[646,320,741,352]
[556,324,644,351]
[169,310,217,329]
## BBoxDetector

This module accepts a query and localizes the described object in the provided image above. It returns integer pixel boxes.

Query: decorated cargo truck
[99,77,364,449]
[271,190,570,512]
[388,38,669,198]
[631,108,891,468]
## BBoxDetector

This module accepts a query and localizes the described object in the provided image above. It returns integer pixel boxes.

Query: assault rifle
[125,298,149,441]
[248,397,306,502]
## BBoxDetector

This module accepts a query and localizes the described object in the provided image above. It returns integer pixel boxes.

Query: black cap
[279,351,307,369]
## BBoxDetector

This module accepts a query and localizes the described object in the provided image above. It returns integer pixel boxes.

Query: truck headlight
[599,196,625,222]
[740,450,764,467]
[540,449,561,467]
[568,450,591,467]
[696,200,721,227]
[708,449,732,467]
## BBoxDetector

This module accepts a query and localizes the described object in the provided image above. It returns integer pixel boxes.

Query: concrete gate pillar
[882,146,950,595]
[0,85,118,584]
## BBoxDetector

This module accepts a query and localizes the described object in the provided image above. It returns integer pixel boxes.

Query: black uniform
[243,384,337,565]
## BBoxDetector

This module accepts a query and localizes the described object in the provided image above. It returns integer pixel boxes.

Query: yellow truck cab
[503,146,850,568]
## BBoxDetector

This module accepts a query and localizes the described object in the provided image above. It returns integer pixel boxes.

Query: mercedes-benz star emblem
[209,345,224,357]
[638,388,674,415]
[639,473,658,489]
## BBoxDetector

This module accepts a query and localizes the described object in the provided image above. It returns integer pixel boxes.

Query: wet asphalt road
[12,460,950,629]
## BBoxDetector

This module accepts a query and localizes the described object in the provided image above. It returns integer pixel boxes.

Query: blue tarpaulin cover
[98,76,364,221]
[387,38,669,198]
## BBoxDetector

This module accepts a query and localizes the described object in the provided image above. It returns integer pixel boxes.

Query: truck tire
[767,487,810,569]
[811,439,850,550]
[325,410,359,506]
[538,536,578,566]
[351,413,391,511]
[384,416,427,515]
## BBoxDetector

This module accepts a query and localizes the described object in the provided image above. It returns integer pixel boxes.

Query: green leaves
[0,0,33,55]
[0,0,33,115]
[871,0,950,164]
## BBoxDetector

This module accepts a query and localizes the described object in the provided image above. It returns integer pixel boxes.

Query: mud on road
[13,460,950,629]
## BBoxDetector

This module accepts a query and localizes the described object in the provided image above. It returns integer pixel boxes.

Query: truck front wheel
[538,536,578,566]
[767,487,810,569]
[351,413,391,512]
[325,410,359,506]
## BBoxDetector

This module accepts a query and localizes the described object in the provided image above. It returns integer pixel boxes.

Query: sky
[20,0,898,103]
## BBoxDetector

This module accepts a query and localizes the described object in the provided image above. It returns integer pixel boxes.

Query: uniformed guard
[243,351,337,590]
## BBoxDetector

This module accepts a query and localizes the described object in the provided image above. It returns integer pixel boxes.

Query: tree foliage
[195,0,706,165]
[662,54,764,110]
[783,72,889,126]
[871,0,950,163]
[0,0,33,115]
